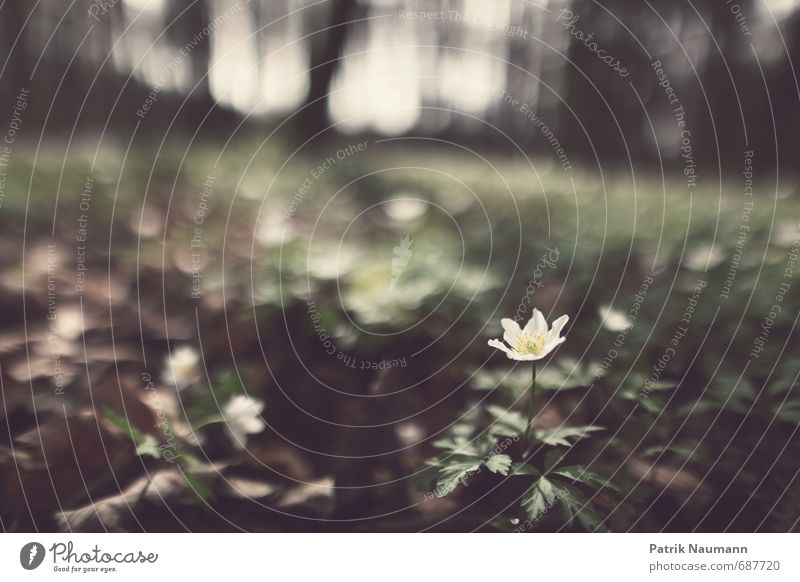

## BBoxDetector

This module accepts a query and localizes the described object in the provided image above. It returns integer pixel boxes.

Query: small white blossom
[222,395,266,449]
[771,221,799,247]
[163,346,200,390]
[488,309,569,361]
[683,244,725,271]
[385,198,428,223]
[599,305,632,332]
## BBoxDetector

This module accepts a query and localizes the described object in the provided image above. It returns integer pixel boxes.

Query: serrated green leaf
[428,435,517,496]
[521,476,558,520]
[431,436,469,452]
[553,481,607,531]
[536,425,604,447]
[551,465,618,491]
[432,457,482,497]
[486,405,528,437]
[432,431,493,457]
[485,454,512,475]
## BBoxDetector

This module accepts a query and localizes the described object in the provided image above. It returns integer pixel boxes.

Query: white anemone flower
[163,346,200,390]
[488,309,569,361]
[222,395,266,449]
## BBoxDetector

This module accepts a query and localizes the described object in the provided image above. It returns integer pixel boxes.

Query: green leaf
[639,445,697,461]
[536,425,604,447]
[470,368,530,396]
[552,481,607,532]
[485,454,512,475]
[180,470,215,504]
[186,368,248,426]
[432,456,482,497]
[105,408,145,443]
[431,434,471,453]
[510,462,540,477]
[551,465,618,491]
[521,476,558,520]
[173,452,215,503]
[428,434,517,496]
[775,400,800,424]
[639,396,663,414]
[537,357,600,391]
[106,408,163,459]
[486,405,528,437]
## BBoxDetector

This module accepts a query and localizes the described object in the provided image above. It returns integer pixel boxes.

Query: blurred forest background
[1,0,799,533]
[0,0,799,167]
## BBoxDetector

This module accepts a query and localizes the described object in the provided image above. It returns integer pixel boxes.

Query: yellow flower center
[514,332,546,355]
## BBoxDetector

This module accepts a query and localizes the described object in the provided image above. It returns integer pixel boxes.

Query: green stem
[190,415,226,431]
[524,362,537,449]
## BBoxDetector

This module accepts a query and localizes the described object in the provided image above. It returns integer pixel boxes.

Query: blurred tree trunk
[560,0,651,167]
[298,0,358,143]
[500,0,541,143]
[161,0,240,133]
[166,0,212,99]
[1,0,29,95]
[692,0,755,173]
[768,5,800,173]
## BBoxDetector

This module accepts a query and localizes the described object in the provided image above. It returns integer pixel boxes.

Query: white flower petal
[222,395,266,449]
[490,311,569,361]
[163,346,200,390]
[541,336,566,356]
[489,340,538,361]
[488,338,515,356]
[547,314,569,342]
[524,309,547,334]
[239,416,267,434]
[500,318,522,345]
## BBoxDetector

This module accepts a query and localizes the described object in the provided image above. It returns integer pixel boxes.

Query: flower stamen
[514,332,546,355]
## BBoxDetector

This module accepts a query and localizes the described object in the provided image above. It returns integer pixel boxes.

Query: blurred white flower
[55,304,87,341]
[385,197,428,224]
[683,244,725,271]
[396,421,425,446]
[599,305,632,332]
[488,309,569,361]
[222,395,266,449]
[256,211,295,248]
[163,346,200,390]
[771,221,799,247]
